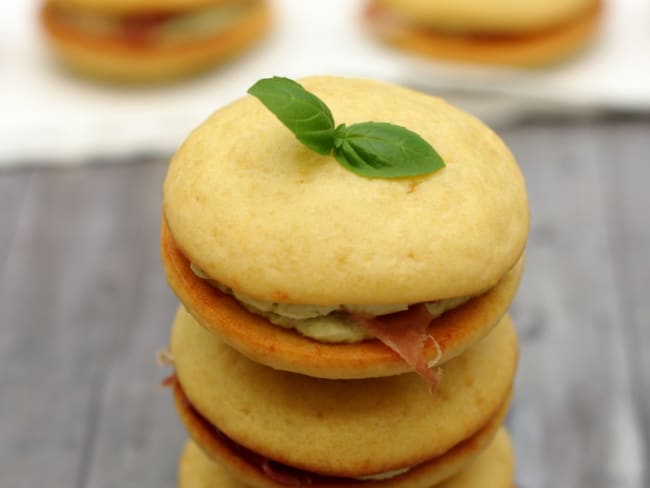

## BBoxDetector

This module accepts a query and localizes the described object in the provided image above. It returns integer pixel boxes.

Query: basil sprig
[247,77,445,179]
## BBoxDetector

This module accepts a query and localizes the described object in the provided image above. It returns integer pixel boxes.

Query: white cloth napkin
[1,0,649,167]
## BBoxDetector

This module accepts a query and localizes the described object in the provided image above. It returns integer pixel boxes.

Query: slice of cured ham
[119,13,176,44]
[347,304,442,389]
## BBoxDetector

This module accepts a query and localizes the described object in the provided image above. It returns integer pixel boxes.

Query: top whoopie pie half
[162,76,528,381]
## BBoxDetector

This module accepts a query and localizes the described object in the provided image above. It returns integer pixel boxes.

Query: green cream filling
[191,263,473,344]
[356,466,412,481]
[56,3,250,44]
[158,5,249,44]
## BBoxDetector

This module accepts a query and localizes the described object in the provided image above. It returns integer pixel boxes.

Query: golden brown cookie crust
[180,442,247,488]
[437,429,514,488]
[170,310,518,476]
[177,426,514,488]
[40,0,270,83]
[162,219,523,379]
[366,0,601,66]
[174,382,512,487]
[373,0,598,33]
[163,76,529,304]
[45,0,238,16]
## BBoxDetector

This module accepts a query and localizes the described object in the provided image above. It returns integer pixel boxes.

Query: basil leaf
[248,77,335,155]
[247,76,446,179]
[333,122,445,178]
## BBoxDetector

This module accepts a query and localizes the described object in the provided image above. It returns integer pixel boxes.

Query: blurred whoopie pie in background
[365,0,602,66]
[40,0,271,83]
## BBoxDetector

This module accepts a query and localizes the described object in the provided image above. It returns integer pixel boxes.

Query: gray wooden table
[1,118,648,488]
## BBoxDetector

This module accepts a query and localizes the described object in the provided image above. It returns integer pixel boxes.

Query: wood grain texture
[0,119,648,488]
[0,161,181,488]
[0,171,32,273]
[503,120,648,488]
[596,122,650,488]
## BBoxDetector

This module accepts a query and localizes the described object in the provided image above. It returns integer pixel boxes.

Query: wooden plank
[2,120,649,488]
[0,171,32,271]
[596,120,650,487]
[0,161,179,488]
[80,161,184,488]
[500,122,645,488]
[1,165,109,487]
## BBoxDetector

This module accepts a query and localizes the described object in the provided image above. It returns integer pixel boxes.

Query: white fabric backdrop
[1,0,648,167]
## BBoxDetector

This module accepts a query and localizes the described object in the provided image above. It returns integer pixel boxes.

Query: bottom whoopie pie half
[40,0,270,82]
[173,381,511,488]
[364,0,601,66]
[169,308,518,481]
[161,219,524,381]
[177,428,515,488]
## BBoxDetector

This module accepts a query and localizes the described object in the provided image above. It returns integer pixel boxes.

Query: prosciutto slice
[347,304,443,390]
[161,373,177,388]
[120,14,175,44]
[261,460,314,486]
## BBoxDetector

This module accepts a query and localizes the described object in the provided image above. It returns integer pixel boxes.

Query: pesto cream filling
[55,2,251,44]
[191,263,472,343]
[355,466,412,480]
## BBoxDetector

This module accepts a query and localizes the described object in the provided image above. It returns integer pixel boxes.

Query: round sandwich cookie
[169,307,518,482]
[365,0,601,66]
[40,0,270,83]
[162,76,528,382]
[174,382,511,488]
[178,428,514,488]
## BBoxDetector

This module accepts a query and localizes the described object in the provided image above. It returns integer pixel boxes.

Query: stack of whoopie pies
[160,76,529,487]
